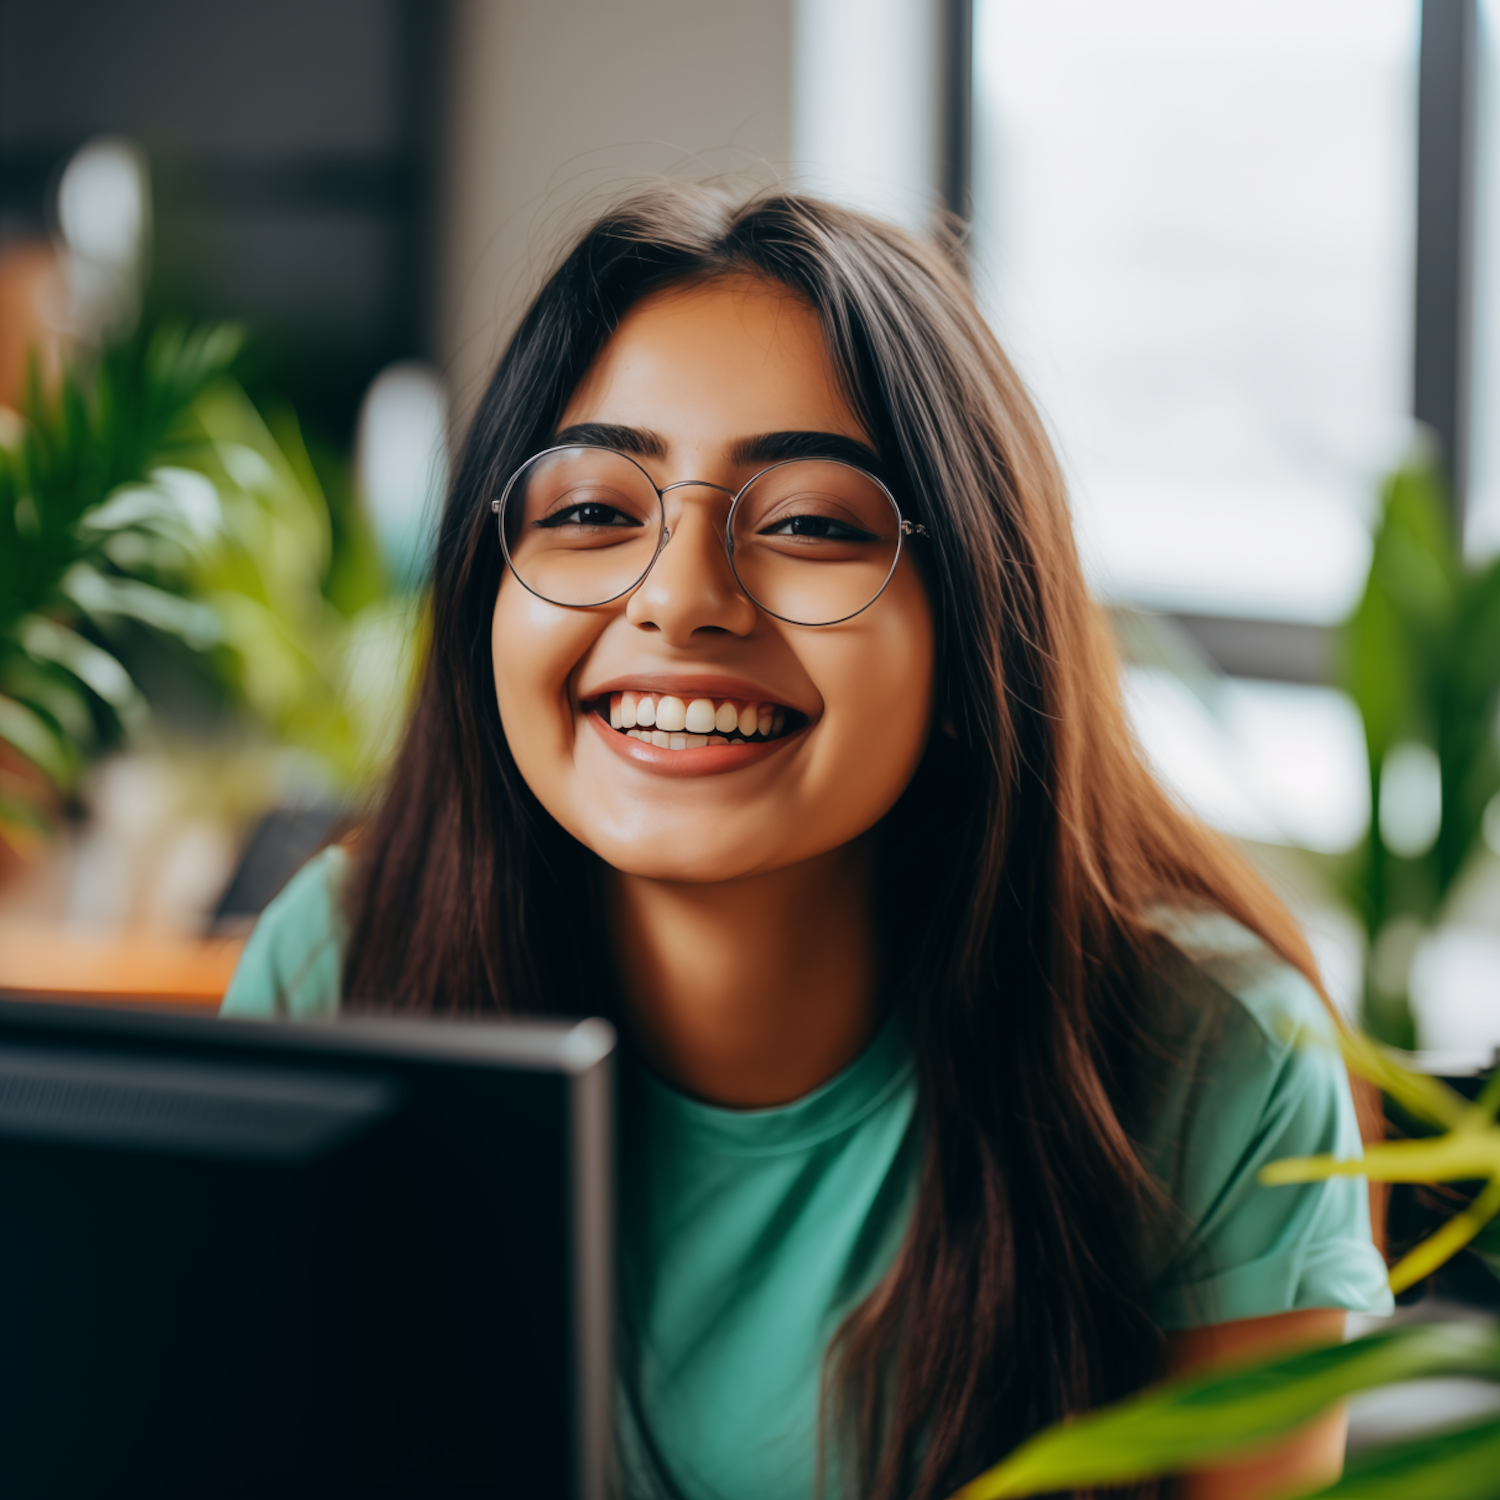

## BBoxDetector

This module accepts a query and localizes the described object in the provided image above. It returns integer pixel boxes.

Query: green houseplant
[0,326,241,839]
[0,321,410,859]
[951,1038,1500,1499]
[1339,459,1500,1047]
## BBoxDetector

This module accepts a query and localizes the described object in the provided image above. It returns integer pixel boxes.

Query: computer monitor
[0,995,615,1499]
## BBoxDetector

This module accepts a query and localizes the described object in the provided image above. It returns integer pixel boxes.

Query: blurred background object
[967,0,1500,1075]
[972,0,1414,629]
[0,0,443,993]
[0,0,1496,1086]
[355,361,447,592]
[0,0,440,435]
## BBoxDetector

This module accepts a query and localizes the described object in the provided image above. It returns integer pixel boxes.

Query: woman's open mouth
[590,692,806,751]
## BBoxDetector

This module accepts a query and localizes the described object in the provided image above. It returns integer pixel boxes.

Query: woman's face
[492,275,935,883]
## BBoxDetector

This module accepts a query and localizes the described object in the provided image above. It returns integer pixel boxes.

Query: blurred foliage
[952,1042,1500,1500]
[185,380,418,786]
[953,1323,1500,1499]
[1264,1028,1500,1294]
[1338,458,1500,1046]
[0,326,239,833]
[0,321,421,853]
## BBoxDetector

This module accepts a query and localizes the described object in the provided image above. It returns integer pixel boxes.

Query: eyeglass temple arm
[900,520,928,537]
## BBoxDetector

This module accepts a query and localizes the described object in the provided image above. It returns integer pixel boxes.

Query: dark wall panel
[0,0,403,156]
[0,0,440,438]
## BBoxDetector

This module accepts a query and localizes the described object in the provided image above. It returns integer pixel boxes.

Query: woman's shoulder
[219,844,349,1020]
[1135,904,1392,1328]
[1142,904,1334,1060]
[1135,902,1347,1157]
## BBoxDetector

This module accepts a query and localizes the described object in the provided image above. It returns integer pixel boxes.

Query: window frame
[949,0,1479,685]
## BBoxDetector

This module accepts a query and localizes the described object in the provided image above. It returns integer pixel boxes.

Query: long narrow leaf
[1305,1414,1500,1498]
[1335,1028,1469,1131]
[1388,1177,1500,1294]
[0,694,75,785]
[1263,1137,1500,1187]
[19,617,138,713]
[61,563,222,648]
[948,1325,1500,1500]
[1470,1067,1500,1126]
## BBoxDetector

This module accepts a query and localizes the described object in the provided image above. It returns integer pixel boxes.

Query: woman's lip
[578,675,816,717]
[584,706,805,776]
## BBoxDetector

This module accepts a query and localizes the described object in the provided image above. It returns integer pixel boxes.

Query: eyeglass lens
[500,447,903,626]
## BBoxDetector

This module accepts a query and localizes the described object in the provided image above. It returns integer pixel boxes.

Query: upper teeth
[607,692,787,748]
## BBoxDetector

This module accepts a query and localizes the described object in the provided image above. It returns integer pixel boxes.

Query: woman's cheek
[818,569,934,798]
[491,582,596,772]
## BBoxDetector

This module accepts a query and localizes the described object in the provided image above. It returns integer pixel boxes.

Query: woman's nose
[625,487,758,643]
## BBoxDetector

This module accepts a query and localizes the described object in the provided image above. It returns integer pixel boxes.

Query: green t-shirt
[223,848,1393,1500]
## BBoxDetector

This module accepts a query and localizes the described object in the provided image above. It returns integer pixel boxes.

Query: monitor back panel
[0,1001,613,1499]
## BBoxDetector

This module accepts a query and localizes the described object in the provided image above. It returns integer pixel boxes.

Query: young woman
[223,189,1391,1500]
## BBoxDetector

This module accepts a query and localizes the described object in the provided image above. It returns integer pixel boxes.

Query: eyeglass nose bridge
[655,477,736,546]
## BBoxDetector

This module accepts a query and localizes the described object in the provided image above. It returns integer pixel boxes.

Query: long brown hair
[344,188,1334,1498]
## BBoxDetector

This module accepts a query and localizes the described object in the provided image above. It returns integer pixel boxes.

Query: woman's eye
[762,514,875,541]
[537,502,640,529]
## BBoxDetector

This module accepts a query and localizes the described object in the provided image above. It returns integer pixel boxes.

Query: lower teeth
[623,729,755,749]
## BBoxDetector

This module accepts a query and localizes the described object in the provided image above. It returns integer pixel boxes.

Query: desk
[0,923,243,1008]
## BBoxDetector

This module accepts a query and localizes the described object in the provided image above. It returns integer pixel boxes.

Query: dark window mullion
[942,0,974,228]
[1414,0,1479,530]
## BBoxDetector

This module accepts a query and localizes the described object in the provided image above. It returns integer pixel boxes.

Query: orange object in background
[0,239,65,408]
[0,924,243,1009]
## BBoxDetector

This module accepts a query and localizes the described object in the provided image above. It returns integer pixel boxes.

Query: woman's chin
[584,830,785,885]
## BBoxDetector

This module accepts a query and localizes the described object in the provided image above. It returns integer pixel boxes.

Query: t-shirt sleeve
[219,845,347,1020]
[1144,914,1394,1330]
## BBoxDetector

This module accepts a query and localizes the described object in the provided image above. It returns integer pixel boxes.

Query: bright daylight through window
[972,0,1418,874]
[972,0,1418,626]
[971,0,1427,1018]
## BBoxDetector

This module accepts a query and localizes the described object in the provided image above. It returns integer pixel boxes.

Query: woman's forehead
[558,275,871,458]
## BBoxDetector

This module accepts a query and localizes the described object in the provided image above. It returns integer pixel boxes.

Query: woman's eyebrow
[731,431,885,474]
[550,422,666,456]
[548,424,885,477]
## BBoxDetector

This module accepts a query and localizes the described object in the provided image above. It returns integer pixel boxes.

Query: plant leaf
[0,694,76,785]
[1470,1066,1500,1126]
[1305,1414,1500,1498]
[947,1325,1500,1499]
[19,617,139,714]
[60,563,222,648]
[1387,1177,1500,1294]
[1262,1136,1500,1187]
[1335,1027,1470,1131]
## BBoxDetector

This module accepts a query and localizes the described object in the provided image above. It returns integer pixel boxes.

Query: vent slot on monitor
[0,1045,396,1161]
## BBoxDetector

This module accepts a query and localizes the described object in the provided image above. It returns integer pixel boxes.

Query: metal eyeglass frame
[491,443,929,627]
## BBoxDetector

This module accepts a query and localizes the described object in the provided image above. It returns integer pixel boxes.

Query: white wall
[441,0,947,422]
[438,1,948,423]
[441,0,794,420]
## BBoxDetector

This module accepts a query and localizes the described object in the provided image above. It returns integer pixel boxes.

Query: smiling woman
[495,280,932,895]
[221,190,1390,1500]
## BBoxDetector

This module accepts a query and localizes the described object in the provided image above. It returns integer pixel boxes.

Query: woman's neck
[606,838,881,1108]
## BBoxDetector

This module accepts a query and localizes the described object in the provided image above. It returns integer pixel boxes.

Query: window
[966,2,1500,1048]
[970,0,1420,625]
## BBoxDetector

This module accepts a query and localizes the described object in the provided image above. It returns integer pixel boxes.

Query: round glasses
[491,445,926,627]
